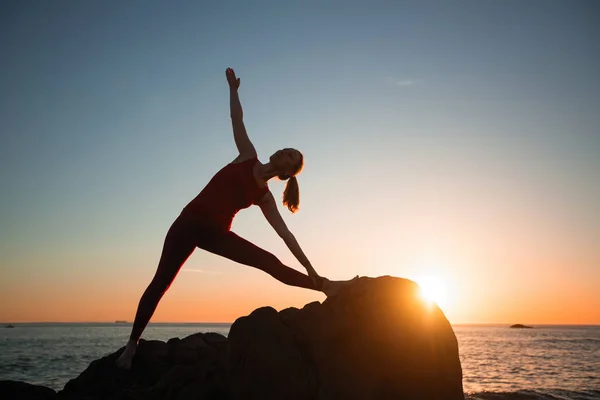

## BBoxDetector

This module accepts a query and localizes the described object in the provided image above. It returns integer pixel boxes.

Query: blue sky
[1,1,599,323]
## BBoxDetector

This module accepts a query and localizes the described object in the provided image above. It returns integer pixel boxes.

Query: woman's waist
[180,204,235,230]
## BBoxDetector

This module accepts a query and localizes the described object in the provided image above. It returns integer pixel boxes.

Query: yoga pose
[116,68,350,369]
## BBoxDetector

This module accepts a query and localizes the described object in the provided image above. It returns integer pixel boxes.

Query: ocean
[0,323,598,399]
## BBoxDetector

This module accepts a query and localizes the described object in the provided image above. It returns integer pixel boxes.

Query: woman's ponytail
[282,176,300,213]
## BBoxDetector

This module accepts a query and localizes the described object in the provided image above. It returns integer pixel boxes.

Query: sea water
[1,323,598,399]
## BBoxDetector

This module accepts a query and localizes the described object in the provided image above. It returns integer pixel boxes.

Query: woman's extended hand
[226,67,240,90]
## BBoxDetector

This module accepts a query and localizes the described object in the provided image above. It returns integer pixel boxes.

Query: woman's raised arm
[226,68,256,159]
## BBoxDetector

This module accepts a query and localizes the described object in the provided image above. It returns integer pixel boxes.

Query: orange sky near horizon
[2,274,599,325]
[2,235,599,325]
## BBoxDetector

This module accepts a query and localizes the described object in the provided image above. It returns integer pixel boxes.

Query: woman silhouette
[116,68,351,369]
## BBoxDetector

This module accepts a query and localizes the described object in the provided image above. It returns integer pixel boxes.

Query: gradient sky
[1,1,599,324]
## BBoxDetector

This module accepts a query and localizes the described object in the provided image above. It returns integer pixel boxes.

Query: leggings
[129,214,318,342]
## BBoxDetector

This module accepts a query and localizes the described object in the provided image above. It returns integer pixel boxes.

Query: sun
[413,275,449,309]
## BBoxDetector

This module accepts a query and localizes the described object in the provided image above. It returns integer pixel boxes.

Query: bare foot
[321,275,359,297]
[115,339,137,370]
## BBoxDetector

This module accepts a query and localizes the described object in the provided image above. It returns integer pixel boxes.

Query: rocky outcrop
[59,332,229,400]
[1,276,464,400]
[227,276,463,399]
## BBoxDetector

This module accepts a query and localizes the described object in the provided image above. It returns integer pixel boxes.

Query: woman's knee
[249,250,284,272]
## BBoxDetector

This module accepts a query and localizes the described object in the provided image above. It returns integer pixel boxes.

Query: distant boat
[509,324,533,329]
[6,324,15,328]
[115,320,128,323]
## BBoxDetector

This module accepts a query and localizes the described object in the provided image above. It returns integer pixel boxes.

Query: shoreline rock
[1,276,464,400]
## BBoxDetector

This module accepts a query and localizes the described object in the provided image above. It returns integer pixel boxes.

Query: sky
[1,0,599,325]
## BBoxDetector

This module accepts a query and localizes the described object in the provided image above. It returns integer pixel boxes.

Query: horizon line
[2,321,599,327]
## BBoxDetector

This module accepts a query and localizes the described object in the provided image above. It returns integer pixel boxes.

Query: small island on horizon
[509,324,534,329]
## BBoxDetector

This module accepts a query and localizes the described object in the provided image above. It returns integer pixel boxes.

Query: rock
[11,276,463,400]
[226,306,315,399]
[0,380,57,400]
[509,324,534,329]
[57,332,228,400]
[226,276,463,399]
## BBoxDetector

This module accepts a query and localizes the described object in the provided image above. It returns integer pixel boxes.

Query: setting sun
[413,275,449,309]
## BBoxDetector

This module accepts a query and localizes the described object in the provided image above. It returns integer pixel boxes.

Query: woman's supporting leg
[116,217,196,369]
[129,222,197,341]
[200,231,319,290]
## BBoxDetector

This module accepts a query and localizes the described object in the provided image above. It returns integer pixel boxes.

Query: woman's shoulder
[230,154,258,165]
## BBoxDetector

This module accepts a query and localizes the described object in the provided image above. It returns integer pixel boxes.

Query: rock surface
[0,380,57,400]
[1,276,464,400]
[59,332,229,400]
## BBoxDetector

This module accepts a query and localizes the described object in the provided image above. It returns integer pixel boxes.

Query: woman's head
[270,148,303,176]
[270,148,304,213]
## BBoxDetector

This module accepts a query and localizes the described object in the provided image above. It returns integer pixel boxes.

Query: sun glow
[413,275,449,309]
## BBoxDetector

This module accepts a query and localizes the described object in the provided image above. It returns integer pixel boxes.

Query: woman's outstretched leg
[200,231,321,290]
[115,218,196,369]
[201,231,359,296]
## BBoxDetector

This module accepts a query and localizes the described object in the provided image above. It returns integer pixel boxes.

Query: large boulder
[226,276,463,399]
[4,276,463,400]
